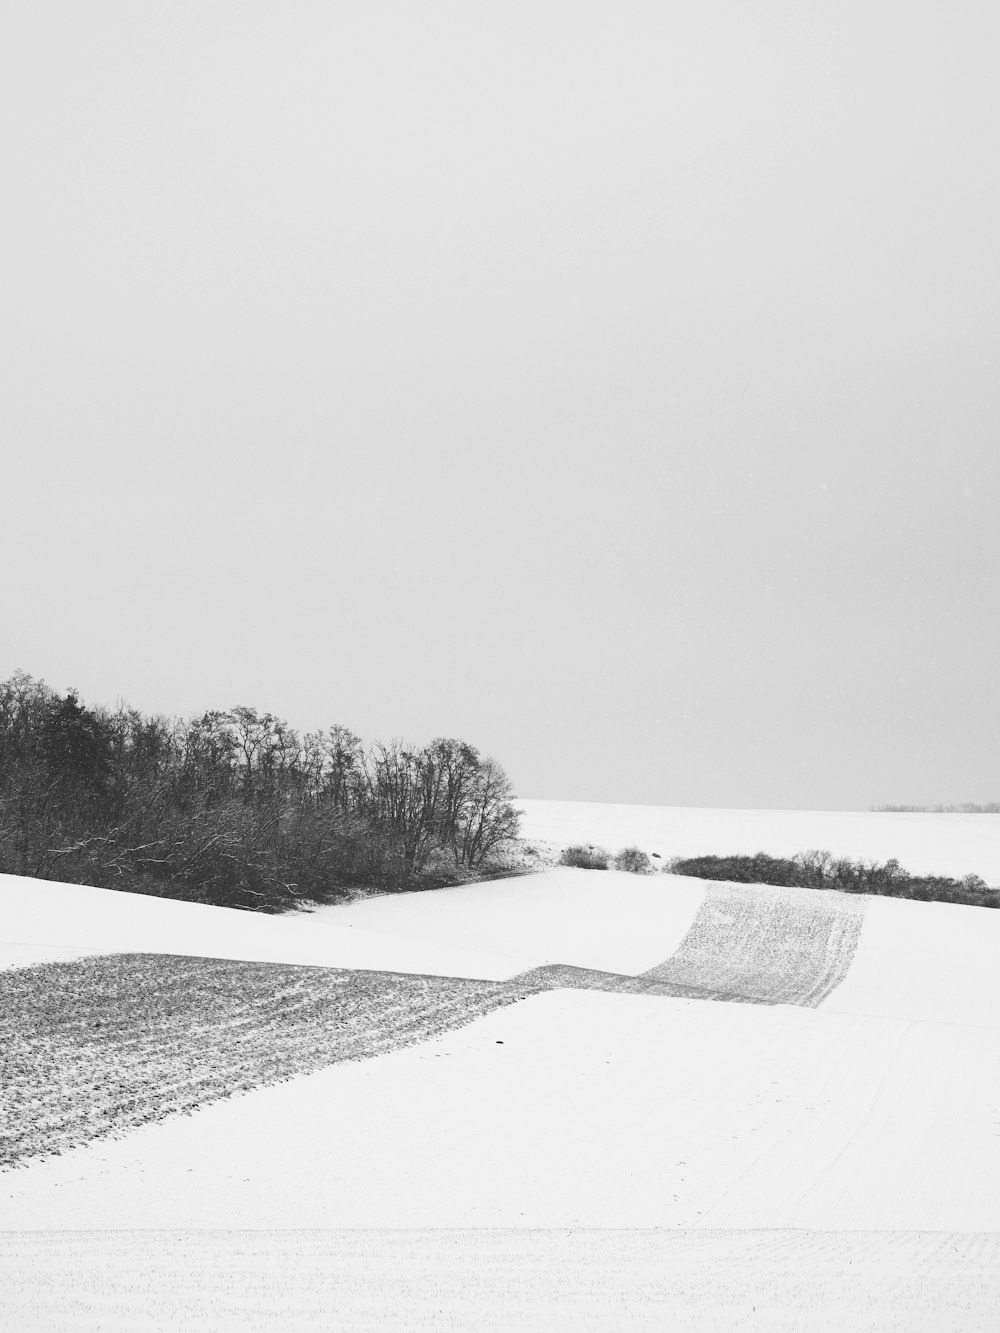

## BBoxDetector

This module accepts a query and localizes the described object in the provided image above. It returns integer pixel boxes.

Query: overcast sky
[2,1,998,810]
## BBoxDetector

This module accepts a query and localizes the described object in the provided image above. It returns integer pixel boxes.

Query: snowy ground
[4,1229,997,1333]
[3,801,1000,1329]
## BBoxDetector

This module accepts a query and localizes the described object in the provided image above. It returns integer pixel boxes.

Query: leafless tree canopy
[0,671,521,911]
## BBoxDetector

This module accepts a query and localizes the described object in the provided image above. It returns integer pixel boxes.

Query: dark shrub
[614,846,653,874]
[560,844,611,870]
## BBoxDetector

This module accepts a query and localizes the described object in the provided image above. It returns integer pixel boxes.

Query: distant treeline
[872,803,1000,813]
[667,851,999,909]
[0,671,521,911]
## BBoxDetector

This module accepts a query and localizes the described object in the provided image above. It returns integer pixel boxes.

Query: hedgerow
[666,850,999,909]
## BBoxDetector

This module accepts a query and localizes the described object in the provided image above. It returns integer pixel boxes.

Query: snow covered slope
[0,868,705,979]
[3,800,1000,1329]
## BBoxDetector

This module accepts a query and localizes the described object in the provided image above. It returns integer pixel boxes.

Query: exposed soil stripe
[0,954,547,1170]
[638,882,867,1006]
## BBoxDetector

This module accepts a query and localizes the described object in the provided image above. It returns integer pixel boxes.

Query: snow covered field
[3,801,1000,1329]
[518,798,1000,881]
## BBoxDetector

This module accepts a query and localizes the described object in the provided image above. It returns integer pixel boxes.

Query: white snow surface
[0,868,705,979]
[3,1230,996,1332]
[6,987,1000,1233]
[4,799,1000,1328]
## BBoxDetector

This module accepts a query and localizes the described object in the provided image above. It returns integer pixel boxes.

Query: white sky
[2,1,998,809]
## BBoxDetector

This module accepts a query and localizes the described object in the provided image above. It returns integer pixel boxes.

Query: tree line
[0,671,521,911]
[872,803,1000,814]
[557,841,998,908]
[667,851,998,909]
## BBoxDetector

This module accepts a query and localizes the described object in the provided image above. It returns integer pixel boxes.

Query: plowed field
[0,880,882,1169]
[639,882,867,1005]
[0,955,540,1168]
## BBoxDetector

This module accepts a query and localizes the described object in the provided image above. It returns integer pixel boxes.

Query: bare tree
[455,756,520,870]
